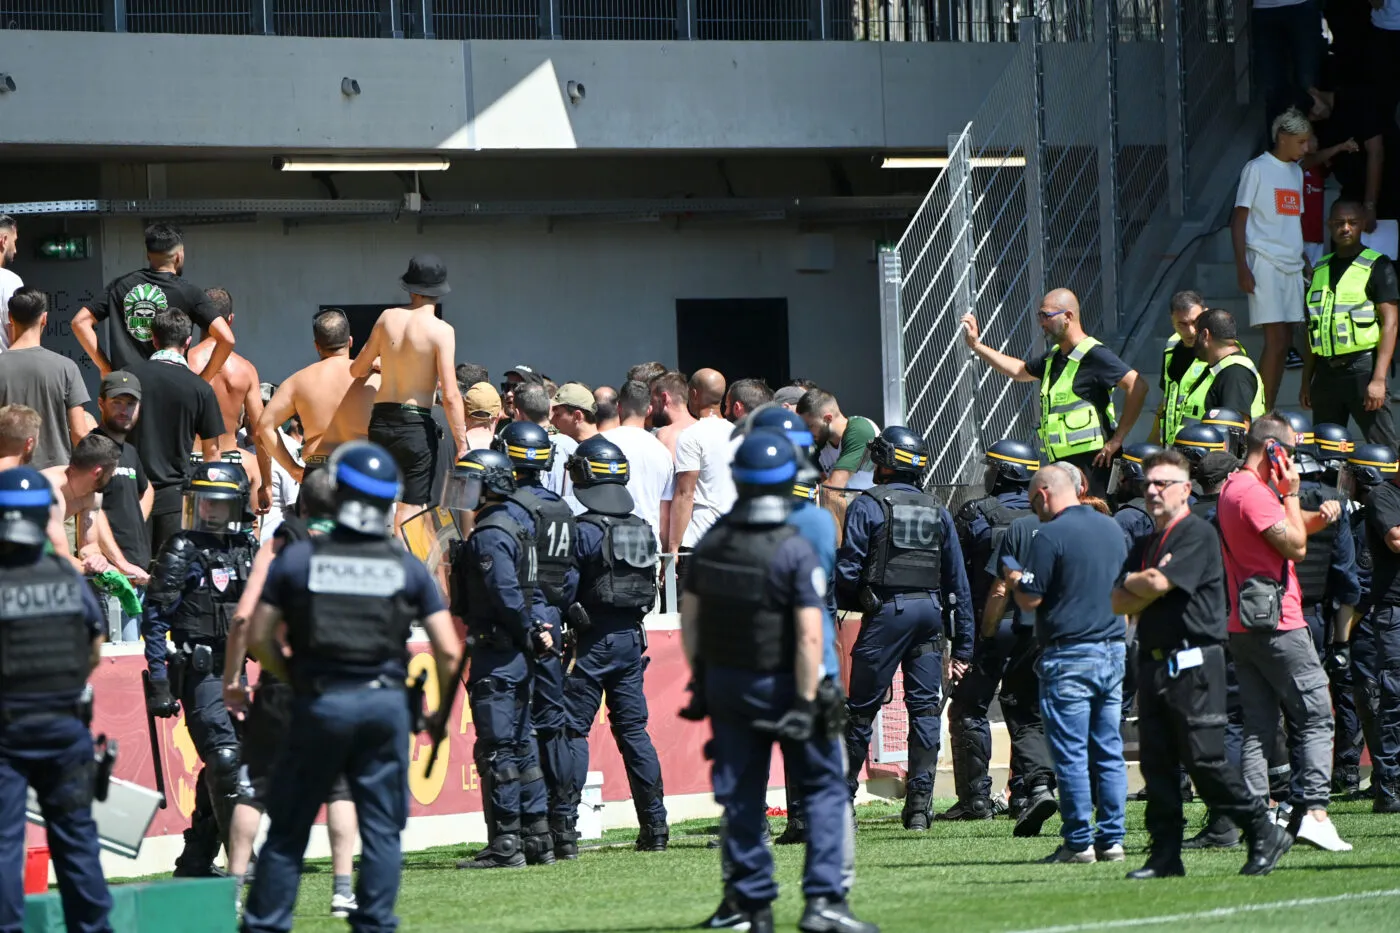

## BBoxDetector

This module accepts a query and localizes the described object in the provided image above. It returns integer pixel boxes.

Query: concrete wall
[92,216,885,418]
[0,30,1019,152]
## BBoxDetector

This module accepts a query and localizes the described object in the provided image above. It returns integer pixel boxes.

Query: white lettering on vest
[308,556,406,597]
[890,505,941,551]
[612,525,659,569]
[0,580,83,619]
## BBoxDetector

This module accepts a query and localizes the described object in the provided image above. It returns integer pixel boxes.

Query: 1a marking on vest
[308,556,406,596]
[0,580,83,619]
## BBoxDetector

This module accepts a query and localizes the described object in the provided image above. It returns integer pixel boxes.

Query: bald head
[1030,463,1081,517]
[690,368,726,411]
[1042,288,1080,316]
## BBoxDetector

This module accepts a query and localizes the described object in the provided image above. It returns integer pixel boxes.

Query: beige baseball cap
[464,382,502,421]
[551,383,596,414]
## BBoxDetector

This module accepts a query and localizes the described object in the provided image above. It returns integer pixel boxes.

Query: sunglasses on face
[1037,308,1069,321]
[1144,478,1189,490]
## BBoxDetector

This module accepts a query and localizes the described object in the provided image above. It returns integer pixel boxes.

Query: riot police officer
[837,426,974,831]
[559,434,669,859]
[682,431,876,933]
[492,421,582,855]
[1342,443,1400,812]
[1108,443,1164,550]
[142,457,258,875]
[943,440,1038,821]
[1201,408,1248,458]
[240,442,461,933]
[445,449,558,869]
[0,468,112,933]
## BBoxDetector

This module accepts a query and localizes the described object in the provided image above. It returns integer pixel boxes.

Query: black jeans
[1138,645,1270,859]
[1309,351,1399,448]
[999,628,1055,794]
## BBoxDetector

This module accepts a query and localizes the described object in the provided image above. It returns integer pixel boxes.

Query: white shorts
[1246,251,1305,327]
[1303,241,1326,269]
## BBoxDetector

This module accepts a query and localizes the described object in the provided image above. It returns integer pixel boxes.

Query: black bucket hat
[400,254,451,298]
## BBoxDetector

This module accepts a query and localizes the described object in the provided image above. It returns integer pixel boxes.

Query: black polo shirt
[92,426,151,569]
[121,358,223,513]
[1125,512,1227,650]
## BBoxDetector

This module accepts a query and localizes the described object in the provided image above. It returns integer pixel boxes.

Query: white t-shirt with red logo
[1236,152,1305,273]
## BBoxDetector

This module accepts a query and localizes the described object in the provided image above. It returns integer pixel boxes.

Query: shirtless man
[40,432,124,576]
[188,288,273,515]
[349,255,466,534]
[649,371,696,458]
[256,309,379,488]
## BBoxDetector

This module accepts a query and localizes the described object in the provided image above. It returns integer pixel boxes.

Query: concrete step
[1197,227,1238,264]
[1195,261,1242,299]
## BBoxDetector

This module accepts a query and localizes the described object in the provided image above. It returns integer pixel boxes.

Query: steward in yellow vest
[1156,292,1207,445]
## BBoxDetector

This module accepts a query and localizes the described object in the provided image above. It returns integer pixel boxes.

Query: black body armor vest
[288,536,414,667]
[169,532,255,643]
[691,520,798,673]
[511,488,575,606]
[0,556,90,698]
[578,513,658,612]
[1297,485,1343,604]
[861,485,943,591]
[459,508,537,639]
[956,495,1032,603]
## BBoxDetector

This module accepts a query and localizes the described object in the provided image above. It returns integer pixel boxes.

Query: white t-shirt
[1374,0,1400,30]
[604,424,675,544]
[676,415,741,548]
[1235,152,1305,273]
[544,431,584,514]
[0,267,22,353]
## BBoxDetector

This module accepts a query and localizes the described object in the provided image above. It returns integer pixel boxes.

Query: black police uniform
[1357,451,1400,810]
[0,470,112,933]
[142,466,257,874]
[240,499,443,933]
[561,439,668,856]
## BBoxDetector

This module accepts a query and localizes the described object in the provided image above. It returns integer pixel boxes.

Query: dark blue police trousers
[530,622,572,825]
[563,627,666,827]
[843,595,943,797]
[241,684,409,933]
[707,666,845,911]
[0,713,111,933]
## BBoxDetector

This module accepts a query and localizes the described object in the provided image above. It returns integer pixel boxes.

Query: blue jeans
[0,714,111,933]
[241,685,410,933]
[1038,640,1127,851]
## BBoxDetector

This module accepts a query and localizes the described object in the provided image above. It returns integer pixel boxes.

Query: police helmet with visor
[1202,408,1248,457]
[1172,423,1227,465]
[729,429,799,525]
[1282,411,1322,474]
[182,457,252,535]
[328,441,401,536]
[0,467,54,552]
[1342,443,1400,498]
[748,406,821,503]
[566,435,636,514]
[1107,443,1163,497]
[1313,423,1354,466]
[983,438,1039,494]
[493,420,555,472]
[868,425,930,483]
[442,448,516,522]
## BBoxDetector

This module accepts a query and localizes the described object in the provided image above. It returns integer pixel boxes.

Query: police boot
[935,796,994,821]
[551,818,580,860]
[636,822,670,852]
[1182,812,1240,849]
[698,905,773,933]
[1372,785,1400,814]
[456,834,526,870]
[901,790,933,831]
[172,814,226,878]
[776,776,806,844]
[523,820,557,865]
[1013,786,1058,838]
[1239,815,1291,876]
[1332,764,1361,796]
[798,897,880,933]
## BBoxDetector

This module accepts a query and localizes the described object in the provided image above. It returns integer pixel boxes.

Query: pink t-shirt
[1217,470,1305,633]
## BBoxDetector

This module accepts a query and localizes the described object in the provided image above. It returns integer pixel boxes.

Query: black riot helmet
[442,448,517,520]
[749,406,821,503]
[1172,423,1227,466]
[1282,411,1321,475]
[0,467,54,554]
[1202,408,1248,457]
[983,439,1039,494]
[729,429,798,525]
[493,420,555,473]
[1107,443,1163,498]
[566,435,636,515]
[183,458,252,535]
[328,441,402,536]
[1313,423,1353,467]
[868,425,930,483]
[1343,443,1400,498]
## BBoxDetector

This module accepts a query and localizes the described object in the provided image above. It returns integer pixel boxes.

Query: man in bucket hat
[350,254,466,535]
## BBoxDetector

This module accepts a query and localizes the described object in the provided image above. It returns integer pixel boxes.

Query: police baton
[423,634,474,780]
[140,670,168,809]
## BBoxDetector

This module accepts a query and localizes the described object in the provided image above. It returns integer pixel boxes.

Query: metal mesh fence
[431,0,539,39]
[126,0,252,35]
[1,0,103,31]
[562,0,677,39]
[272,1,380,38]
[1116,0,1168,261]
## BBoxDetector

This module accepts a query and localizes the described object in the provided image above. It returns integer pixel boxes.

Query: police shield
[1106,459,1127,497]
[399,507,461,580]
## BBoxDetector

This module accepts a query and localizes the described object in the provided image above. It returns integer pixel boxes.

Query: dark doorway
[321,304,442,354]
[676,298,790,391]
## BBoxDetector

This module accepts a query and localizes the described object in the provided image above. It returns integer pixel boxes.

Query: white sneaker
[331,892,358,918]
[1095,843,1126,862]
[1295,812,1352,852]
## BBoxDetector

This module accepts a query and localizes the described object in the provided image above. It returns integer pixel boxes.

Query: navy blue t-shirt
[262,536,443,680]
[989,513,1041,630]
[1019,504,1127,645]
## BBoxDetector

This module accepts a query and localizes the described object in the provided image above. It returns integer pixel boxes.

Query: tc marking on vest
[308,556,406,596]
[0,581,82,619]
[890,505,942,551]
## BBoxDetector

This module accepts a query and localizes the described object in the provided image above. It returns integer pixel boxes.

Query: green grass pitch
[267,797,1400,932]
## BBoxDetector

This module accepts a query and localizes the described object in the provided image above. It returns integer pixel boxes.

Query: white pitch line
[1002,888,1400,933]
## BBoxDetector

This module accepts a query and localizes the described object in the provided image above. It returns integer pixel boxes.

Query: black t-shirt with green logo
[91,268,220,371]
